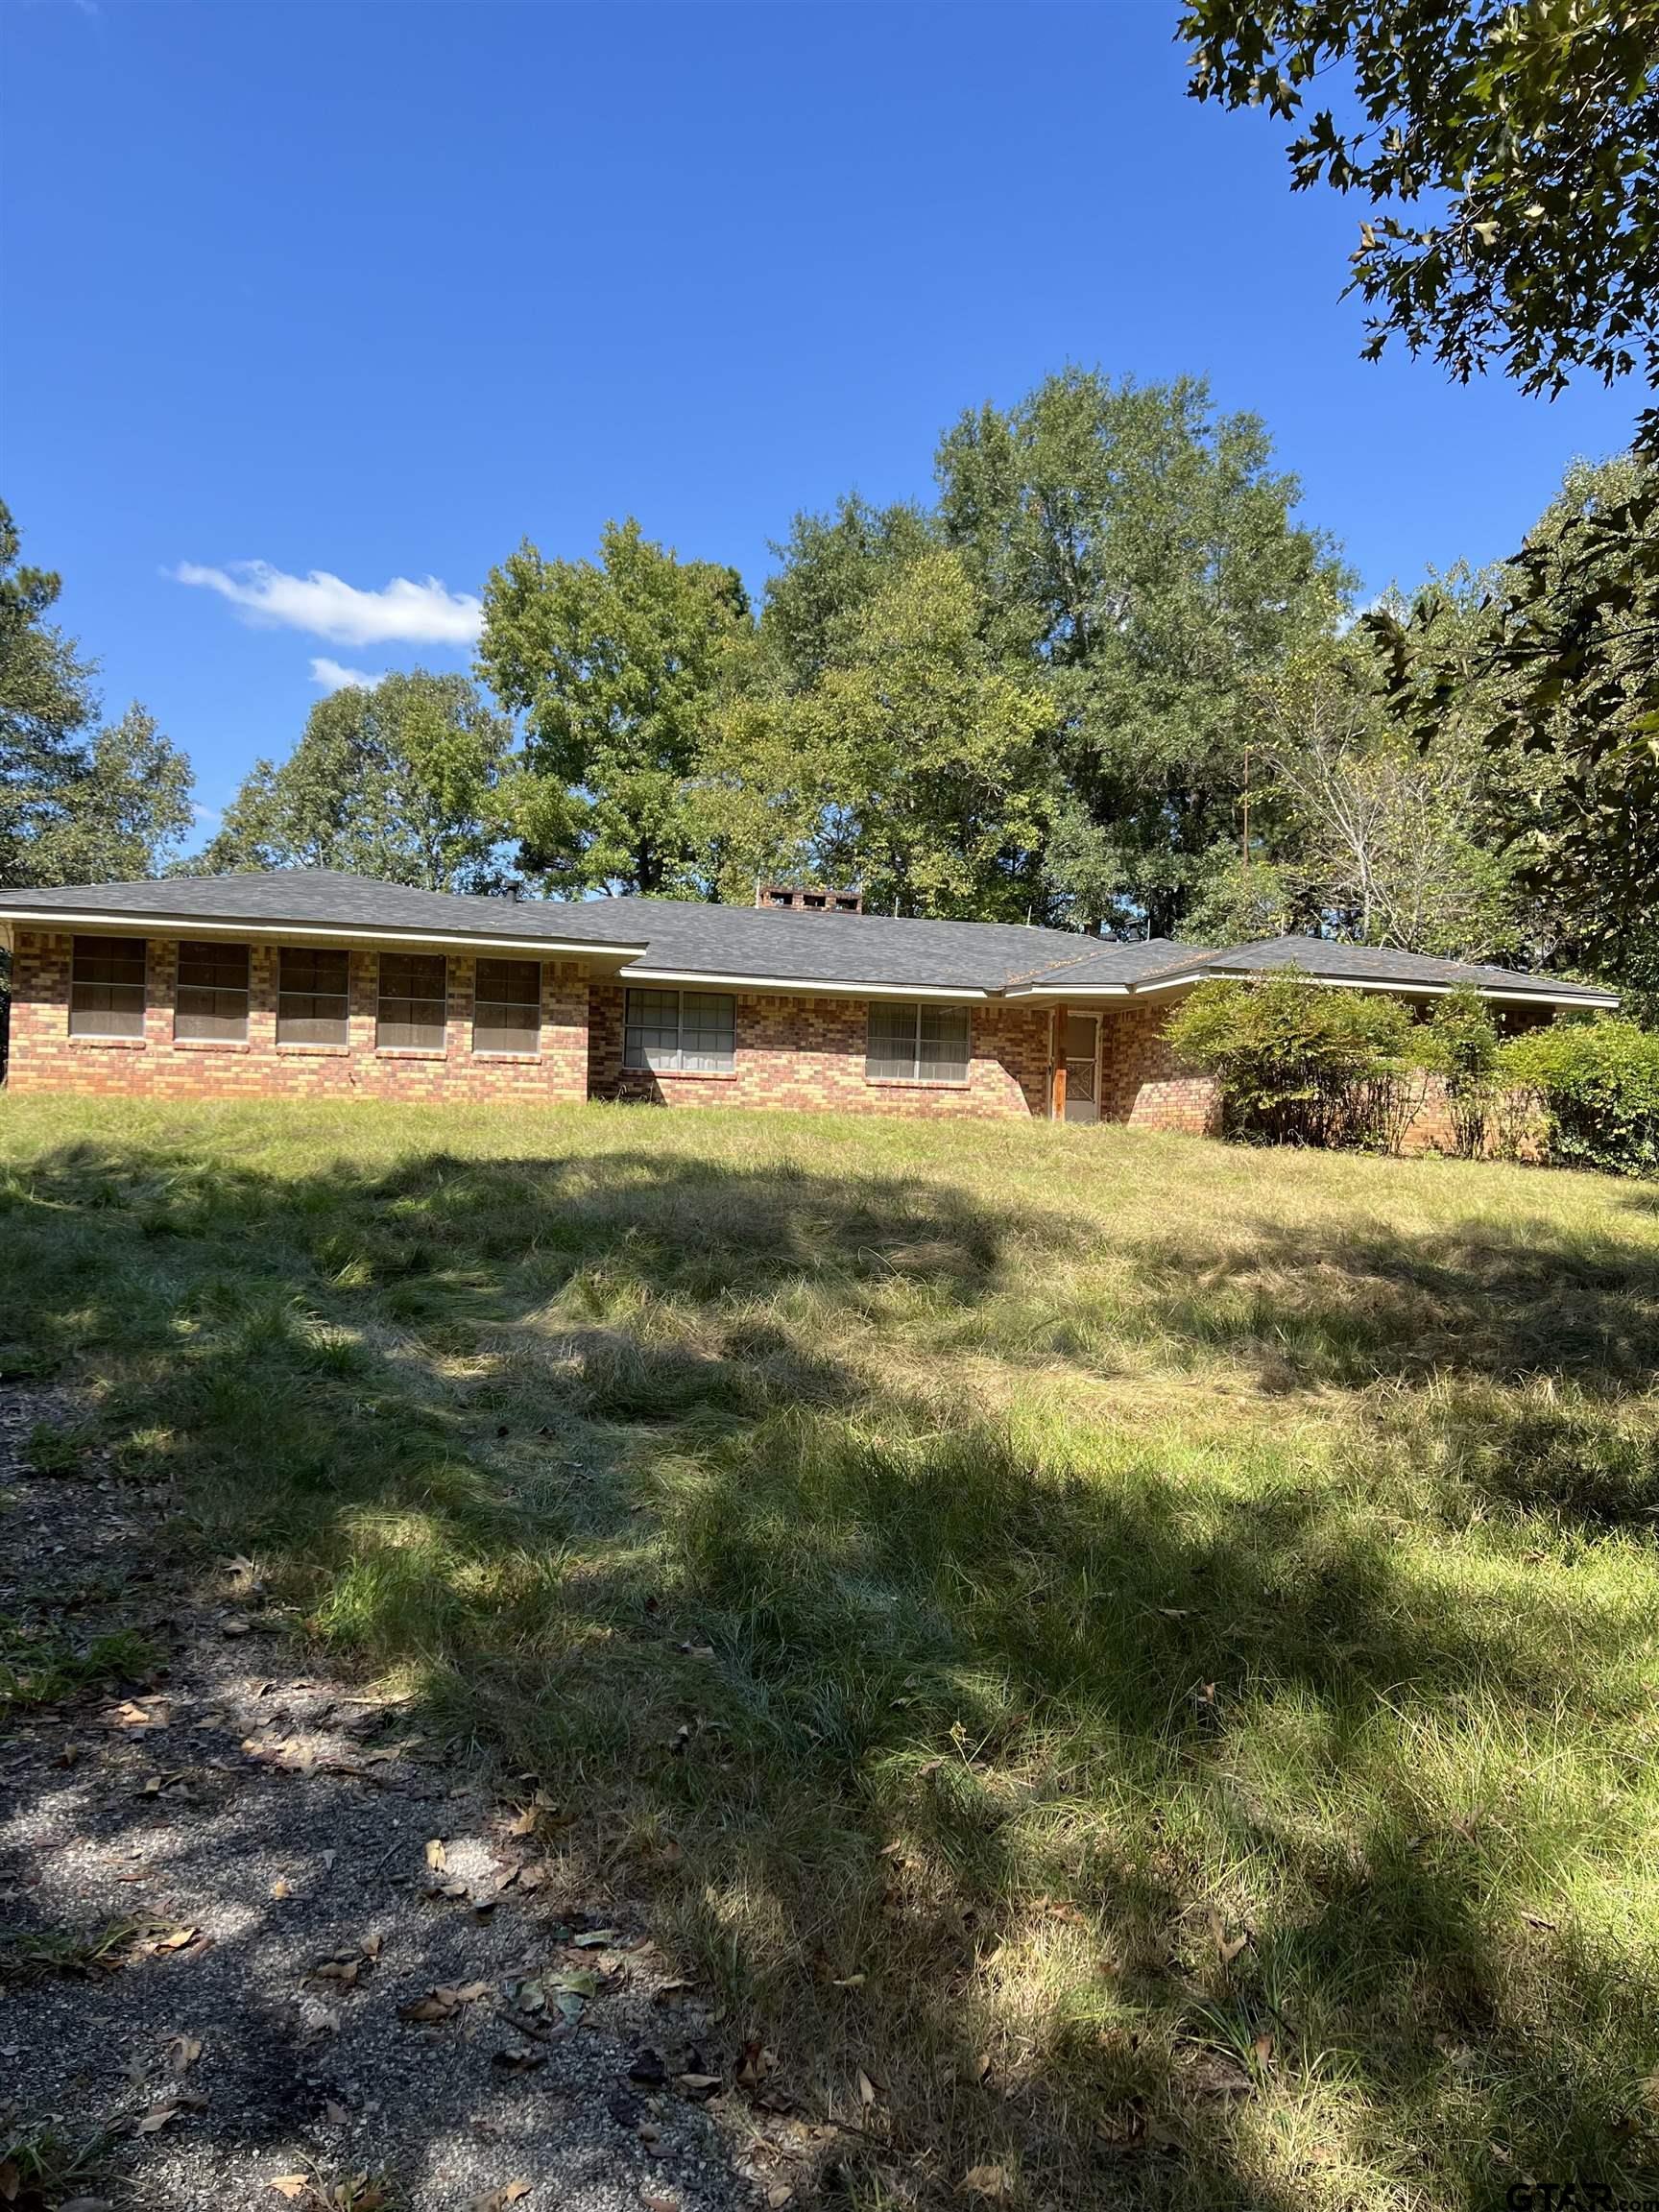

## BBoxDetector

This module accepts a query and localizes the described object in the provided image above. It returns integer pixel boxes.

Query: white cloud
[174,559,481,648]
[310,657,387,693]
[190,803,222,827]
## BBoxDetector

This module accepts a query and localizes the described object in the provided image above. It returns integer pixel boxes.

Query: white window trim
[865,999,973,1085]
[622,986,736,1075]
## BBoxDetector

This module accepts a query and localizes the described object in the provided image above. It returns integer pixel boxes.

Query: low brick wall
[6,932,589,1105]
[588,984,1051,1119]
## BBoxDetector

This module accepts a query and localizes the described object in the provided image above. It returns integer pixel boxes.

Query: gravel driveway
[0,1389,823,2212]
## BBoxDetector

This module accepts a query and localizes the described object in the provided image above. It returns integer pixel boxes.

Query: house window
[277,946,350,1046]
[175,940,250,1042]
[70,936,146,1039]
[377,951,447,1051]
[474,957,541,1055]
[866,1000,972,1083]
[623,988,735,1074]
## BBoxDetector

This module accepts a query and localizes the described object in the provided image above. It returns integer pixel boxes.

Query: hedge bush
[1420,986,1502,1160]
[1166,972,1425,1150]
[1501,1019,1659,1178]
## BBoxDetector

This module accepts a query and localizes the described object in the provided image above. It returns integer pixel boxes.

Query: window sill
[68,1034,147,1050]
[623,1066,738,1083]
[376,1047,449,1062]
[173,1037,251,1053]
[276,1042,350,1056]
[866,1075,972,1091]
[473,1051,542,1064]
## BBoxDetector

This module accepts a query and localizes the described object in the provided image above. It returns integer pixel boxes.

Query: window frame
[276,945,351,1047]
[174,939,251,1044]
[69,935,148,1041]
[376,950,449,1054]
[622,986,736,1076]
[473,956,542,1057]
[864,999,973,1086]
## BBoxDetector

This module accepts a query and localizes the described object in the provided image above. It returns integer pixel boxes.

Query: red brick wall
[1097,1003,1220,1135]
[5,931,589,1104]
[588,983,1051,1119]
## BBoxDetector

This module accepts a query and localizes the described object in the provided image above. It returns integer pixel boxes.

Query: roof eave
[0,901,649,964]
[620,964,992,1000]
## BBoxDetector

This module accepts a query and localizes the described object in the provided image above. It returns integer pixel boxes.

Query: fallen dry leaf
[271,1876,294,1901]
[135,2100,180,2134]
[399,1979,492,2024]
[268,2185,310,2204]
[856,2067,879,2107]
[468,2184,532,2211]
[1207,1908,1248,1966]
[958,2166,1013,2201]
[166,2032,203,2075]
[425,1838,448,1872]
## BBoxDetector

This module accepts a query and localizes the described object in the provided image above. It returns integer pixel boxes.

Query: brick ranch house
[0,871,1618,1135]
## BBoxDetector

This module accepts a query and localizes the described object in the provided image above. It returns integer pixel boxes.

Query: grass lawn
[3,1094,1657,2208]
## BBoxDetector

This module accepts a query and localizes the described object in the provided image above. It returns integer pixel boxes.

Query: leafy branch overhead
[1182,0,1659,397]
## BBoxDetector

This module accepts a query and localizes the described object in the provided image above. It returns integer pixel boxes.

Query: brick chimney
[754,883,862,913]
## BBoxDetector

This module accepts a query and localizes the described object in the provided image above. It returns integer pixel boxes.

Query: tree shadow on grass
[3,1138,1658,2208]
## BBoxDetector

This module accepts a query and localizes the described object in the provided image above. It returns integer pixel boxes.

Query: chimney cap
[755,882,862,914]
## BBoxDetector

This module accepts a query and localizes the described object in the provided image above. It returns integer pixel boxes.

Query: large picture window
[623,988,735,1074]
[70,936,147,1039]
[866,1000,972,1084]
[175,940,250,1042]
[474,957,541,1055]
[377,951,448,1051]
[277,946,350,1046]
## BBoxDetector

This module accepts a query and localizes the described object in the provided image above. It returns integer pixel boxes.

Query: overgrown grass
[3,1096,1657,2208]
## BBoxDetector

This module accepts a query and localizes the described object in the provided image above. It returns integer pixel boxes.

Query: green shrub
[1166,970,1425,1150]
[1422,986,1501,1159]
[1501,1018,1659,1177]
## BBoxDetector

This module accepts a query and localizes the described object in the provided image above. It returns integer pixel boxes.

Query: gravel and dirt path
[0,1389,822,2212]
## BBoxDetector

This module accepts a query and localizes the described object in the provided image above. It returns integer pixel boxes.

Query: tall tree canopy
[702,547,1047,918]
[935,370,1347,935]
[477,518,751,897]
[1183,0,1659,398]
[200,669,512,893]
[0,499,192,889]
[1372,447,1659,1004]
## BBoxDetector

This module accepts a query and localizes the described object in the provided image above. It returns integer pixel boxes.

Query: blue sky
[0,0,1638,835]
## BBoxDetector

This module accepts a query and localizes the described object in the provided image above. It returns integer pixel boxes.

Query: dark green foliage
[197,668,513,893]
[1422,986,1501,1159]
[1166,969,1425,1148]
[477,517,751,896]
[0,501,191,892]
[1183,0,1659,399]
[934,371,1347,933]
[1503,1019,1659,1177]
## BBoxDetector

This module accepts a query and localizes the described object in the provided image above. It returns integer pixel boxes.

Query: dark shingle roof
[0,871,652,953]
[0,872,1619,1004]
[1170,936,1616,1003]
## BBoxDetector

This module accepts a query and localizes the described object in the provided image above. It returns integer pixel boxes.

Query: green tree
[477,518,751,897]
[757,494,935,692]
[33,706,194,885]
[1257,632,1520,957]
[701,548,1048,919]
[200,670,512,893]
[936,370,1347,935]
[1183,0,1659,398]
[1371,449,1659,1008]
[1,500,192,889]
